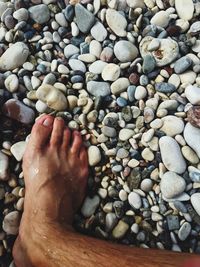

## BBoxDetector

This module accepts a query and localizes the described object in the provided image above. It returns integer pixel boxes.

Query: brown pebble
[33,23,42,31]
[187,106,200,128]
[3,99,35,125]
[129,73,139,85]
[166,25,181,37]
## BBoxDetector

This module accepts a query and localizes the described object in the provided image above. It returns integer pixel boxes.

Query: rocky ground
[1,0,200,266]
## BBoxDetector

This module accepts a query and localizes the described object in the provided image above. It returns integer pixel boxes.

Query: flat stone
[140,36,179,67]
[160,116,184,137]
[0,151,9,181]
[175,0,194,21]
[81,195,100,217]
[174,56,193,74]
[155,83,176,93]
[3,99,35,124]
[142,54,156,74]
[87,81,110,97]
[36,84,68,111]
[160,171,186,199]
[90,21,107,42]
[3,211,20,235]
[119,129,134,141]
[88,146,101,166]
[128,192,142,209]
[75,4,95,33]
[114,41,138,62]
[167,215,180,231]
[0,42,29,71]
[159,136,186,174]
[151,11,170,28]
[29,4,50,24]
[184,123,200,159]
[11,141,26,162]
[185,85,200,105]
[178,222,191,241]
[106,9,127,37]
[191,193,200,216]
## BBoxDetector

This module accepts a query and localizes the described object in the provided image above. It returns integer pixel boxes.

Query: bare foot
[13,115,89,267]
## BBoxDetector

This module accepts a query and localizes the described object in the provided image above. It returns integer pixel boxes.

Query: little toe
[62,127,71,150]
[28,115,54,150]
[71,131,83,155]
[50,117,65,147]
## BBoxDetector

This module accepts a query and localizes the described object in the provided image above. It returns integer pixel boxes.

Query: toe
[28,115,54,150]
[79,146,88,165]
[62,127,71,150]
[71,131,83,155]
[50,117,65,147]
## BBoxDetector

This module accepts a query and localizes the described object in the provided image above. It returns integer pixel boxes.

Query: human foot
[13,114,89,266]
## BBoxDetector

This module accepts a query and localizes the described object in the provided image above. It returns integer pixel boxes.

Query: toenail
[43,118,53,127]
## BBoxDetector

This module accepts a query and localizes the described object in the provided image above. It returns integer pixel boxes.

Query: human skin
[12,115,199,267]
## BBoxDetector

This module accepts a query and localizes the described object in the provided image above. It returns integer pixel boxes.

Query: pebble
[159,136,186,174]
[187,106,200,129]
[160,116,184,137]
[91,21,107,42]
[36,84,68,111]
[81,195,100,217]
[87,81,110,97]
[119,129,134,141]
[140,179,153,192]
[102,63,120,82]
[150,11,170,28]
[184,123,200,159]
[64,44,79,58]
[2,211,20,235]
[182,146,199,165]
[112,220,129,239]
[13,8,29,21]
[142,54,156,74]
[178,222,191,241]
[0,42,29,71]
[10,141,26,162]
[0,152,9,181]
[114,41,138,62]
[68,59,86,73]
[88,146,101,166]
[75,4,95,33]
[29,4,50,24]
[128,192,142,209]
[4,74,19,93]
[155,83,176,94]
[174,56,193,74]
[160,171,186,199]
[111,78,130,95]
[3,99,35,124]
[175,0,194,21]
[105,213,118,232]
[106,9,127,37]
[185,85,200,105]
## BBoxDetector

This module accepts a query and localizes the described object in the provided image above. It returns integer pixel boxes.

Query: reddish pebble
[187,106,200,128]
[166,25,181,37]
[129,73,139,85]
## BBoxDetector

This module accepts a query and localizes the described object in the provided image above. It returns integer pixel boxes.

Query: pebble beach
[1,0,200,265]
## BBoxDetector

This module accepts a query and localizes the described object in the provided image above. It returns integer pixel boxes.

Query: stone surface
[159,136,186,174]
[0,42,29,71]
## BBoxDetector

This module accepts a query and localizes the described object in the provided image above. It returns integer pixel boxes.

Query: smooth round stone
[75,3,95,33]
[106,8,127,37]
[0,42,29,71]
[140,36,179,67]
[11,141,26,162]
[3,211,20,235]
[112,165,123,173]
[68,59,86,73]
[128,192,142,209]
[3,99,35,124]
[36,84,68,111]
[185,85,200,105]
[105,213,118,232]
[111,78,130,95]
[155,83,176,93]
[131,223,139,234]
[13,8,29,21]
[102,63,120,82]
[175,0,194,21]
[55,12,68,27]
[160,171,186,199]
[191,193,200,216]
[112,220,129,239]
[89,61,108,74]
[0,151,9,181]
[142,54,156,74]
[178,222,191,241]
[64,5,74,22]
[150,11,170,28]
[4,74,19,93]
[168,74,180,88]
[119,190,128,202]
[159,136,186,174]
[182,146,199,164]
[88,146,101,166]
[187,106,200,129]
[114,41,138,62]
[160,116,184,137]
[64,44,79,58]
[119,129,134,141]
[140,179,153,192]
[117,148,129,159]
[36,100,49,113]
[29,4,50,24]
[117,97,127,107]
[174,56,193,74]
[179,71,196,84]
[135,86,147,100]
[102,126,117,138]
[142,148,154,161]
[81,195,100,217]
[184,123,200,158]
[87,81,110,97]
[91,21,107,42]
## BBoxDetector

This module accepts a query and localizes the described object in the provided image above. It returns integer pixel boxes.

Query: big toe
[28,115,54,150]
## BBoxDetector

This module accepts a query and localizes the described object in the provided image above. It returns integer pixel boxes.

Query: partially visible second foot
[13,115,89,266]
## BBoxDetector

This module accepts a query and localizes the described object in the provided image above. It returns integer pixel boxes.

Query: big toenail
[43,118,53,126]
